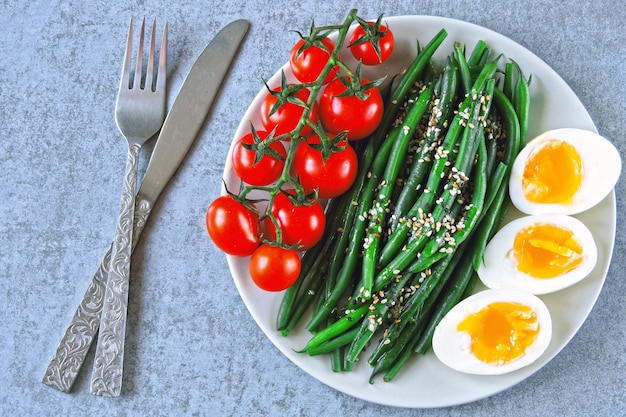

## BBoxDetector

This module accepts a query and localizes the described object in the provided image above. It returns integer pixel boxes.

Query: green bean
[304,131,388,330]
[373,111,473,287]
[330,347,342,373]
[467,39,487,67]
[367,251,459,366]
[460,273,478,300]
[281,271,324,336]
[484,117,501,177]
[422,58,436,84]
[381,243,471,381]
[420,79,494,258]
[470,179,509,270]
[400,86,488,262]
[306,132,397,332]
[277,192,354,334]
[476,47,492,67]
[413,241,480,355]
[380,330,422,381]
[370,29,448,150]
[276,243,323,331]
[503,61,515,101]
[454,42,472,94]
[471,87,521,270]
[344,272,415,364]
[319,197,356,297]
[446,124,489,243]
[389,58,458,232]
[325,172,367,285]
[277,196,345,331]
[512,61,531,143]
[303,304,369,352]
[368,77,496,364]
[377,111,462,267]
[378,59,499,266]
[407,248,450,273]
[326,311,345,372]
[483,161,507,213]
[305,327,360,356]
[370,318,425,383]
[494,88,522,171]
[362,85,434,299]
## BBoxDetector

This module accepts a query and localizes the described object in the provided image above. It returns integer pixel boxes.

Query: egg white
[477,214,597,295]
[509,128,621,215]
[432,289,552,375]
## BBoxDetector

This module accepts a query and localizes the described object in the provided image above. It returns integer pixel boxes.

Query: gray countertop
[1,1,624,416]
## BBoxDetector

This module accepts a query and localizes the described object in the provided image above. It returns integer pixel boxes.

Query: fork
[89,17,167,397]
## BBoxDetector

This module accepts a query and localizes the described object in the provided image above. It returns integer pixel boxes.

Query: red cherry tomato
[232,130,286,186]
[264,191,325,250]
[319,77,384,140]
[249,244,301,291]
[259,85,319,138]
[292,134,358,198]
[289,37,338,85]
[206,196,262,256]
[348,21,394,65]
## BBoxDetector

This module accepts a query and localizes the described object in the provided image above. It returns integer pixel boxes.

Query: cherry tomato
[264,191,325,250]
[259,85,319,138]
[319,77,384,140]
[249,244,301,291]
[206,195,262,256]
[289,37,338,85]
[292,134,358,198]
[348,21,394,65]
[231,130,286,186]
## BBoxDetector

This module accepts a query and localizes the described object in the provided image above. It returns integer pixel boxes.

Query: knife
[42,19,250,393]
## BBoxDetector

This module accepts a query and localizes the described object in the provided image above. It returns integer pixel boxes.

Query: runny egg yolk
[457,301,540,365]
[512,222,583,278]
[522,139,583,204]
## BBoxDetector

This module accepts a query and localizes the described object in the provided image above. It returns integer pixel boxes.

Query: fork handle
[89,142,142,397]
[41,194,153,393]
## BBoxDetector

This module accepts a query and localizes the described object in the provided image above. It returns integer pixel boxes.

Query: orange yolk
[457,301,540,365]
[522,139,583,204]
[513,222,583,278]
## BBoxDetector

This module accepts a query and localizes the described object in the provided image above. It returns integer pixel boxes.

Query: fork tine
[156,21,168,92]
[119,17,133,91]
[145,18,156,91]
[133,18,146,90]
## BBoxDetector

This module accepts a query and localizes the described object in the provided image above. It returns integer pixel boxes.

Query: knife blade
[42,19,250,393]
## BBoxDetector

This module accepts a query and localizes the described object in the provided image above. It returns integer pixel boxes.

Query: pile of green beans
[276,30,530,381]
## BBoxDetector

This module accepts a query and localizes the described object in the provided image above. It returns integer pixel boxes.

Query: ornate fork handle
[88,142,142,397]
[42,193,152,392]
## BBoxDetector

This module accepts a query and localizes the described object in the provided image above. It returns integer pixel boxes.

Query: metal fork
[89,17,167,397]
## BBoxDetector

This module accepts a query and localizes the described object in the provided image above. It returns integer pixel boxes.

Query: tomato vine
[237,10,376,234]
[207,8,393,291]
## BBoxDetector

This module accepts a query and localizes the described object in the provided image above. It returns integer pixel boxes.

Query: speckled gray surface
[1,0,625,416]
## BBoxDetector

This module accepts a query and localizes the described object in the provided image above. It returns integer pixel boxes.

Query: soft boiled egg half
[509,128,621,215]
[432,289,552,375]
[477,214,597,295]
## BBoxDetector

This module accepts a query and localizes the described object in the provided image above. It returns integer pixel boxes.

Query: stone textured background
[1,1,624,416]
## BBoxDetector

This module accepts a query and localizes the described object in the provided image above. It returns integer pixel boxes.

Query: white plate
[222,15,616,408]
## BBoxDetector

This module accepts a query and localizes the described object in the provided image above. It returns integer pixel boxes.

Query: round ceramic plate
[222,15,617,408]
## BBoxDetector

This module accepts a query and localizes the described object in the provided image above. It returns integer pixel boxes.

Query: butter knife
[42,19,250,394]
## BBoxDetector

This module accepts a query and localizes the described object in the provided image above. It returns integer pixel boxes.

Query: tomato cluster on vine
[206,14,395,291]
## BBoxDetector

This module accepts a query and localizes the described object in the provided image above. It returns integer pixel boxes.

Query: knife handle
[42,197,153,393]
